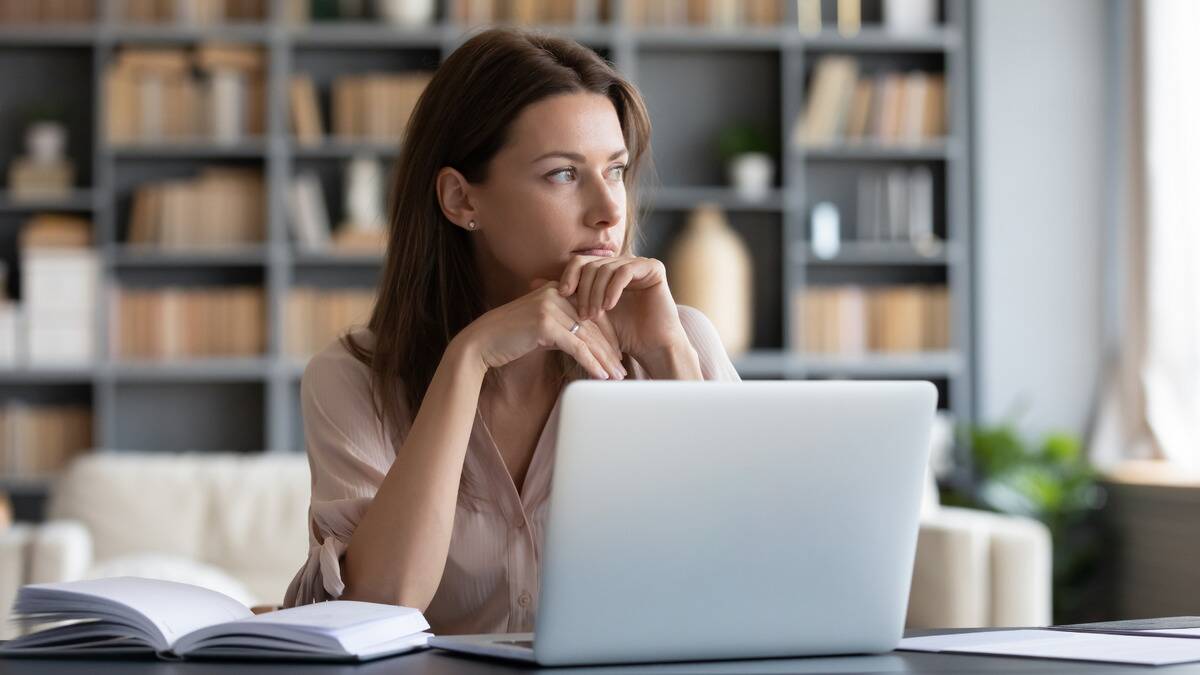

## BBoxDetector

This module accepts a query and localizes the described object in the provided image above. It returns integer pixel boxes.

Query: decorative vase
[26,121,67,165]
[727,152,774,202]
[377,0,436,26]
[883,0,937,34]
[665,203,753,355]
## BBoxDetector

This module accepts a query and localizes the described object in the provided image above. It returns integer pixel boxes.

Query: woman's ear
[435,166,479,232]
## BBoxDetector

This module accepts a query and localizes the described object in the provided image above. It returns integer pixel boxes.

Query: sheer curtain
[1090,0,1200,472]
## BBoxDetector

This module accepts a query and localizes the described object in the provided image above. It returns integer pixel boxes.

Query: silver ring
[569,321,581,335]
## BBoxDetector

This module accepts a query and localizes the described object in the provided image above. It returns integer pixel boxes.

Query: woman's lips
[573,249,615,256]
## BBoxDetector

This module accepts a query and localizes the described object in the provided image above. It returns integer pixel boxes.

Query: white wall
[972,0,1109,438]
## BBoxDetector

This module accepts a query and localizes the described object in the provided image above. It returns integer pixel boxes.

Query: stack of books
[455,0,604,24]
[113,286,265,359]
[20,215,98,365]
[853,166,935,244]
[285,287,377,358]
[126,168,265,248]
[329,73,433,143]
[121,0,266,23]
[626,0,781,27]
[793,284,950,355]
[0,0,94,22]
[795,56,946,147]
[0,403,92,478]
[105,45,266,145]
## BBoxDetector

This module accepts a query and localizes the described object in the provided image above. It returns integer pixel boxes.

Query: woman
[283,27,742,635]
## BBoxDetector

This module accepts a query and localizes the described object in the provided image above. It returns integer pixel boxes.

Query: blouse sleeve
[676,304,743,382]
[283,338,408,607]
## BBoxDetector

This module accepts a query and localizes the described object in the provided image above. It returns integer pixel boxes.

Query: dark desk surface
[3,631,1198,674]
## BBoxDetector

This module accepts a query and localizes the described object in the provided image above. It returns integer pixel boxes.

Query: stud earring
[467,220,477,230]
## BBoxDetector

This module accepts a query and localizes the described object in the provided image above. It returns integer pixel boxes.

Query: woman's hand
[455,279,627,381]
[556,254,691,363]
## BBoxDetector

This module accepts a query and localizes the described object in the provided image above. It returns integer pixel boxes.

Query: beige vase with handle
[665,203,754,355]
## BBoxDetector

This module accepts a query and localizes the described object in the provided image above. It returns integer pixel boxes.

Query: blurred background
[0,0,1196,632]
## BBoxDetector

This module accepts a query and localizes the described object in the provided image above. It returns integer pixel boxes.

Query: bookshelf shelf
[287,22,449,48]
[733,349,964,378]
[107,358,273,382]
[0,368,96,384]
[112,246,269,267]
[291,250,384,266]
[0,190,96,213]
[107,141,269,159]
[798,140,958,161]
[108,23,271,44]
[647,186,785,212]
[0,26,95,46]
[803,27,960,52]
[291,140,401,158]
[795,241,963,266]
[0,1,974,514]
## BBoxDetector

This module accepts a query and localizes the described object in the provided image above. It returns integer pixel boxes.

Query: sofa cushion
[48,453,211,562]
[86,552,256,607]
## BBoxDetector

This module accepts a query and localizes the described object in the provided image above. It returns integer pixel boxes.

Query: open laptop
[429,379,938,666]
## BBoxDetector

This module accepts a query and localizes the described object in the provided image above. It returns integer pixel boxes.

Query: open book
[0,577,432,662]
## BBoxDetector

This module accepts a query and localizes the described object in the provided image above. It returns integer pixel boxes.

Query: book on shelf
[0,403,92,478]
[122,0,267,24]
[331,72,431,142]
[287,172,333,249]
[286,287,377,358]
[113,286,264,359]
[852,165,936,247]
[794,56,946,147]
[0,577,430,662]
[127,168,264,248]
[289,74,325,145]
[0,0,94,23]
[106,45,265,145]
[793,284,950,355]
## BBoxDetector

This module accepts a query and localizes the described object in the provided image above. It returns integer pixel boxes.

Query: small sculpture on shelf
[716,122,775,203]
[665,203,753,356]
[8,105,75,201]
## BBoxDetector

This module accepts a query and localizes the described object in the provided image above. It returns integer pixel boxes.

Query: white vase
[727,152,774,202]
[26,121,67,165]
[344,155,385,229]
[665,203,753,356]
[377,0,436,26]
[883,0,937,34]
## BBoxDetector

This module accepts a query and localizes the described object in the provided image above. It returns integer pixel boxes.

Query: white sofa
[0,451,1051,638]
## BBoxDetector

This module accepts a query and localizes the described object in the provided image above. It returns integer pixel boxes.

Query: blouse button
[518,591,532,607]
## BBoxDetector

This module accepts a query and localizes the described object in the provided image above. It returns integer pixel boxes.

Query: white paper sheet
[898,629,1200,666]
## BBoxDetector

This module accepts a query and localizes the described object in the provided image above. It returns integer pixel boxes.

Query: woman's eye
[549,167,576,183]
[609,164,627,181]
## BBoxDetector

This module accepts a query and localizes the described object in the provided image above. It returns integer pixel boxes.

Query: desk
[4,631,1200,674]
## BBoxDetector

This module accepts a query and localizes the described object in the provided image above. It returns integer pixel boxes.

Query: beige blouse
[282,304,742,634]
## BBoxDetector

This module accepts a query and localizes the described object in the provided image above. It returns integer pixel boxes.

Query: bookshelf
[0,0,974,519]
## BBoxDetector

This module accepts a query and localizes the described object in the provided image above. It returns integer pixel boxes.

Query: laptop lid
[532,380,937,666]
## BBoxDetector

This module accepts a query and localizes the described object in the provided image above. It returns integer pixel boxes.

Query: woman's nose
[586,177,623,229]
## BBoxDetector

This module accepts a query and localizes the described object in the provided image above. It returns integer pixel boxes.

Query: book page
[19,577,252,650]
[900,629,1200,666]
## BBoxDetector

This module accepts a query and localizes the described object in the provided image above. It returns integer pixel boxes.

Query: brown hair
[342,27,654,446]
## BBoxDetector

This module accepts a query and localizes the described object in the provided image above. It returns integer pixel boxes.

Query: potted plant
[940,414,1111,623]
[716,122,776,202]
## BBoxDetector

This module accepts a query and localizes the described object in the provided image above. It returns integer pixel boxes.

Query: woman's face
[466,92,629,299]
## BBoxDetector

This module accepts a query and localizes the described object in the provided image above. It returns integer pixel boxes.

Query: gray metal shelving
[0,0,974,500]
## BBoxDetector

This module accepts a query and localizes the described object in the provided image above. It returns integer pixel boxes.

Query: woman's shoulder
[675,304,720,350]
[301,327,379,399]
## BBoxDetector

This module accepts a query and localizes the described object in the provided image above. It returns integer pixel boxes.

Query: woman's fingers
[547,300,623,380]
[576,319,626,379]
[590,258,629,317]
